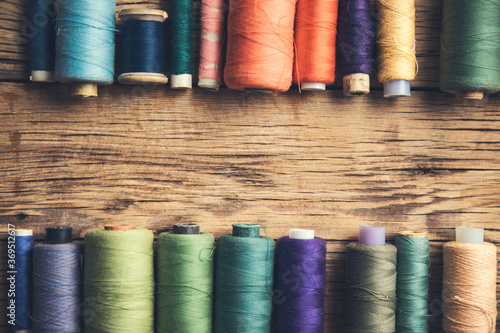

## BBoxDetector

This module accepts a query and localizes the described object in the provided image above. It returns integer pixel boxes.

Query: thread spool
[11,229,34,333]
[157,223,214,333]
[29,0,55,82]
[169,0,194,89]
[337,0,375,96]
[55,0,116,97]
[395,231,429,333]
[273,229,326,332]
[33,227,83,332]
[223,0,296,93]
[293,0,338,91]
[376,0,416,98]
[118,9,168,86]
[213,223,275,332]
[345,225,397,332]
[440,1,500,100]
[198,0,226,91]
[84,226,154,332]
[442,227,497,332]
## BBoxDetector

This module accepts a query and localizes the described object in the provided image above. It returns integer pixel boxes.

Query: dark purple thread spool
[337,0,376,96]
[273,229,327,333]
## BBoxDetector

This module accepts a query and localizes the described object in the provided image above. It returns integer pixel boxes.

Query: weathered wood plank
[0,0,442,89]
[1,84,499,240]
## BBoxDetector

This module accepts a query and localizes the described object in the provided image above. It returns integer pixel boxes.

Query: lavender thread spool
[337,0,375,96]
[273,229,327,333]
[33,227,83,332]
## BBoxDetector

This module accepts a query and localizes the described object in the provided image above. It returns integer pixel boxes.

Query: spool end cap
[383,80,410,98]
[46,227,73,244]
[456,226,484,244]
[198,78,220,92]
[343,73,370,96]
[30,70,55,83]
[173,223,200,234]
[232,223,260,238]
[289,229,315,239]
[301,82,326,91]
[359,225,386,245]
[171,74,192,89]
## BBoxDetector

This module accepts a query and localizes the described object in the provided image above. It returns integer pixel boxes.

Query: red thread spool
[224,0,296,93]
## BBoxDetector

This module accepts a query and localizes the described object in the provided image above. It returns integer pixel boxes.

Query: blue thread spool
[11,229,34,333]
[29,0,56,82]
[55,0,116,97]
[33,227,83,332]
[118,9,169,86]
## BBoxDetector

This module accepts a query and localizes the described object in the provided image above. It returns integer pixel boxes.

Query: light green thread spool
[84,227,154,333]
[156,224,214,333]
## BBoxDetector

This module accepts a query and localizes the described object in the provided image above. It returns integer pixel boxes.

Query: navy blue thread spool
[118,9,169,86]
[12,229,34,333]
[29,0,56,82]
[33,227,83,332]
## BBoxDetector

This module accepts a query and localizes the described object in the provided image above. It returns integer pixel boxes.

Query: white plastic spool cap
[383,80,410,98]
[359,225,386,246]
[456,226,484,244]
[301,82,326,91]
[15,229,33,236]
[289,229,315,239]
[171,74,193,89]
[198,78,220,92]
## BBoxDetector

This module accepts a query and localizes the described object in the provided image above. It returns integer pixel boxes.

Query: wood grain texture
[0,0,499,331]
[1,84,500,331]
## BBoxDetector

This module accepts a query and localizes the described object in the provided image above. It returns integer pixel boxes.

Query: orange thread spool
[293,0,339,91]
[224,0,296,93]
[198,0,227,92]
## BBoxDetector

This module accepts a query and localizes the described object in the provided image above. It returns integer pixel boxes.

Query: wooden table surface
[1,0,499,331]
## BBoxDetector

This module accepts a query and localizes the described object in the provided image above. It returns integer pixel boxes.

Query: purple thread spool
[33,227,83,332]
[337,0,375,96]
[273,229,327,333]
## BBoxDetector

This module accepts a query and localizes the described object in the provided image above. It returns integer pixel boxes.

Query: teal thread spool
[395,231,429,333]
[440,0,500,100]
[84,225,154,333]
[345,225,397,333]
[156,223,214,333]
[55,0,116,97]
[214,223,275,333]
[169,0,194,88]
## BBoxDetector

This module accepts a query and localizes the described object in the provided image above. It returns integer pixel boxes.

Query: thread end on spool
[14,229,33,237]
[359,225,386,245]
[46,227,73,244]
[343,74,370,96]
[198,78,220,92]
[232,223,260,238]
[173,223,200,234]
[30,70,55,83]
[104,224,133,231]
[118,73,168,85]
[383,80,411,98]
[289,229,315,239]
[301,82,326,91]
[456,226,484,244]
[119,8,168,22]
[455,91,484,101]
[171,74,193,89]
[72,83,98,97]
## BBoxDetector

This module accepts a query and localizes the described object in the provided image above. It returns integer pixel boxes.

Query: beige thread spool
[442,227,497,333]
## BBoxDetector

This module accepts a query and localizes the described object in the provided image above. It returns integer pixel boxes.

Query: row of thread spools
[6,223,497,332]
[30,0,419,97]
